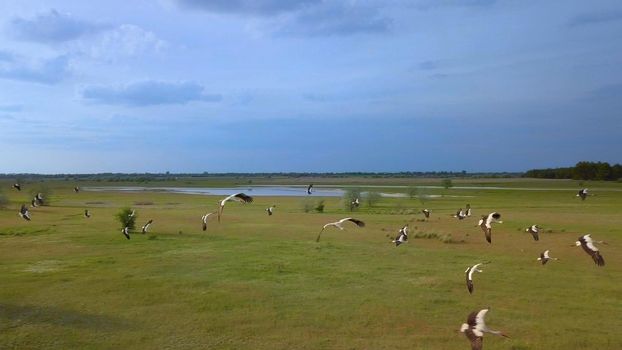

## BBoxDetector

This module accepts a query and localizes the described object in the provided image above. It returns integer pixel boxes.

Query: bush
[365,191,382,208]
[314,200,325,213]
[343,188,361,211]
[301,199,314,213]
[441,178,453,189]
[116,207,137,230]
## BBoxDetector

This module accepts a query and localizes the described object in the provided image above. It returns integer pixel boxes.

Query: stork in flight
[266,205,276,216]
[525,225,540,241]
[128,209,135,218]
[460,308,509,350]
[141,219,153,234]
[574,234,605,266]
[316,218,365,242]
[453,208,467,220]
[121,227,130,240]
[465,263,484,294]
[577,188,588,201]
[202,212,215,231]
[31,198,39,208]
[422,209,430,219]
[477,212,502,244]
[537,250,558,265]
[13,183,21,191]
[307,184,313,195]
[465,204,472,217]
[84,209,91,218]
[74,186,80,193]
[217,193,253,222]
[392,225,408,246]
[19,204,31,221]
[350,197,360,210]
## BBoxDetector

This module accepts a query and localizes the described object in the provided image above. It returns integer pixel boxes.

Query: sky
[1,0,621,173]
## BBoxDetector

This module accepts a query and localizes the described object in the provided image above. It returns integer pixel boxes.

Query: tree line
[523,161,622,181]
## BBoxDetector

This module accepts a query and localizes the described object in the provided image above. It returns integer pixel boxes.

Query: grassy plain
[1,178,621,349]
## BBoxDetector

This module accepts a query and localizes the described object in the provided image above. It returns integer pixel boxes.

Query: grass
[0,178,621,349]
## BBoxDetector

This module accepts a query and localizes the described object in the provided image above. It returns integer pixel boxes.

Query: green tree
[365,191,382,208]
[116,208,138,230]
[343,188,362,211]
[441,178,453,189]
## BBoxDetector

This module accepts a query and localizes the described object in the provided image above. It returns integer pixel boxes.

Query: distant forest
[523,161,622,181]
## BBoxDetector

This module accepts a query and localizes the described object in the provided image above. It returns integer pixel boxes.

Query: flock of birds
[9,183,608,349]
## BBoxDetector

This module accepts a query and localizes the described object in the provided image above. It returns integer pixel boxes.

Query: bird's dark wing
[540,253,547,265]
[469,335,483,350]
[347,218,365,227]
[234,193,253,203]
[591,250,605,266]
[485,227,492,244]
[466,274,474,294]
[466,311,478,327]
[491,212,501,220]
[202,222,207,231]
[531,229,539,241]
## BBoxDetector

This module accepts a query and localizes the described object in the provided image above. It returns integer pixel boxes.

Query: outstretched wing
[342,218,365,227]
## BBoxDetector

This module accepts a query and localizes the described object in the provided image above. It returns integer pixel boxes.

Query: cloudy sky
[1,0,621,173]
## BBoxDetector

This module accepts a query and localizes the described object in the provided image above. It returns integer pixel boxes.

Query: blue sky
[1,0,621,173]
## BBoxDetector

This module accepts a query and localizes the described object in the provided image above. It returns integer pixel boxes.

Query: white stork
[537,250,557,265]
[19,204,31,221]
[460,308,509,350]
[201,212,215,231]
[525,225,540,241]
[575,234,605,266]
[266,205,276,216]
[84,209,91,218]
[392,225,408,246]
[453,208,467,220]
[307,184,313,195]
[577,188,588,201]
[13,183,21,191]
[422,209,430,219]
[121,227,130,240]
[350,197,360,210]
[74,186,80,193]
[141,219,153,234]
[217,193,253,222]
[477,212,502,244]
[316,217,365,242]
[465,263,484,294]
[31,198,39,208]
[465,204,472,217]
[34,193,43,206]
[128,209,135,218]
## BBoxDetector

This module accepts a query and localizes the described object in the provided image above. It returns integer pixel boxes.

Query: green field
[1,178,621,349]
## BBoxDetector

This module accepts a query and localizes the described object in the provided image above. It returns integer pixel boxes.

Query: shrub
[116,207,137,230]
[314,200,325,213]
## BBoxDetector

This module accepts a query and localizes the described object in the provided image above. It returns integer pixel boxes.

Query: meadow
[1,178,621,349]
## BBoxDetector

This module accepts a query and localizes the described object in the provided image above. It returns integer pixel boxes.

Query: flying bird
[465,204,472,217]
[13,183,21,191]
[31,199,39,208]
[460,308,509,350]
[392,225,408,246]
[121,227,130,240]
[574,234,605,266]
[577,188,588,201]
[201,212,215,231]
[19,204,31,221]
[84,209,91,218]
[74,186,80,193]
[307,184,313,195]
[316,217,365,242]
[525,225,540,241]
[141,219,153,234]
[34,193,43,206]
[128,210,135,218]
[350,197,360,210]
[465,263,484,294]
[453,208,467,220]
[266,205,276,216]
[537,250,557,265]
[422,209,430,219]
[478,212,502,244]
[217,193,253,222]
